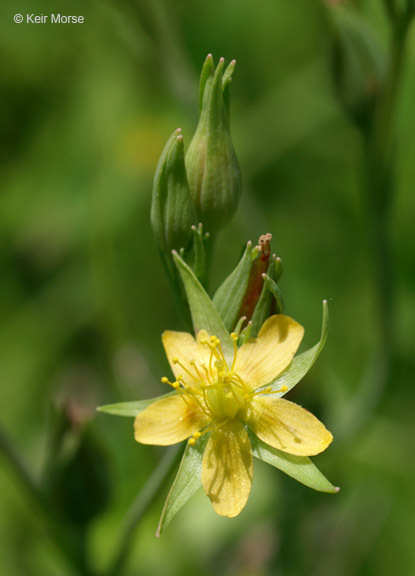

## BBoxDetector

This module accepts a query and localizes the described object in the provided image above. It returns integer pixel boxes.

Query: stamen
[252,386,273,397]
[231,332,238,371]
[201,364,212,384]
[190,360,206,385]
[161,376,180,389]
[174,359,199,383]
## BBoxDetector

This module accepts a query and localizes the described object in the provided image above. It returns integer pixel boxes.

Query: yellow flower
[134,315,333,518]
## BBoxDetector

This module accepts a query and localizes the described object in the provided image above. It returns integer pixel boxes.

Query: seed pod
[151,128,197,254]
[185,55,242,234]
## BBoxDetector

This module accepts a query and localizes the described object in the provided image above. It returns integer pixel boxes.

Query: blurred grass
[0,0,414,575]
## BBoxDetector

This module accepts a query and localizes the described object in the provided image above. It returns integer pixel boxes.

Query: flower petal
[162,330,211,381]
[234,315,304,389]
[201,424,253,517]
[134,395,207,446]
[247,397,333,456]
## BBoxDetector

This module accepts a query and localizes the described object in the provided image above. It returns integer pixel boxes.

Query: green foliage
[173,251,233,358]
[212,241,254,330]
[250,433,338,493]
[1,0,414,575]
[98,393,175,417]
[157,434,209,537]
[260,299,329,394]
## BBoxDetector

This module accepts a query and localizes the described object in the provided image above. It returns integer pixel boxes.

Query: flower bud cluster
[151,54,241,258]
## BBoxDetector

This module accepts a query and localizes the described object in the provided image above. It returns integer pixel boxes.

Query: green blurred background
[1,0,414,574]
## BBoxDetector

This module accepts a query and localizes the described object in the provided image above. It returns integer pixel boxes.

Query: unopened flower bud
[328,4,384,123]
[151,128,197,253]
[185,55,242,234]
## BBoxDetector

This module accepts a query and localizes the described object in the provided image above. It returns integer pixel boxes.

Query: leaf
[156,434,209,536]
[250,433,338,493]
[261,300,329,395]
[212,242,253,331]
[173,251,233,359]
[97,392,174,418]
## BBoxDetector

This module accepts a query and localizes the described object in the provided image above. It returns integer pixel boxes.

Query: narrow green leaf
[213,242,253,331]
[261,300,329,395]
[173,251,233,359]
[157,434,209,536]
[97,392,174,418]
[250,433,338,493]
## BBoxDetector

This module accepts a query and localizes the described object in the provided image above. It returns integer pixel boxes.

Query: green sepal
[250,433,338,493]
[97,392,175,418]
[199,54,215,113]
[262,273,284,314]
[259,300,329,395]
[189,223,209,285]
[274,256,284,282]
[156,434,209,537]
[173,251,233,359]
[212,241,253,331]
[151,128,196,254]
[249,255,278,337]
[222,59,236,116]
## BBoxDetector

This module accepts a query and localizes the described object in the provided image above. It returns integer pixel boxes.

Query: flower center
[163,332,251,426]
[205,362,248,419]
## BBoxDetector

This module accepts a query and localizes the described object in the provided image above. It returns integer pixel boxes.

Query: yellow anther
[172,357,179,364]
[199,338,207,345]
[161,377,169,384]
[172,381,180,389]
[188,437,196,446]
[193,431,201,439]
[230,332,238,341]
[281,385,288,393]
[210,335,217,343]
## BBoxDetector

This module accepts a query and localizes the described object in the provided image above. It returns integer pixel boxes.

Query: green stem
[0,423,91,574]
[383,0,396,20]
[0,423,48,511]
[106,445,182,576]
[360,8,413,413]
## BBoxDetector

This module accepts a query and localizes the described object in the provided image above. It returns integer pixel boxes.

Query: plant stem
[0,422,91,574]
[106,445,182,576]
[383,0,396,21]
[361,7,413,411]
[0,423,50,511]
